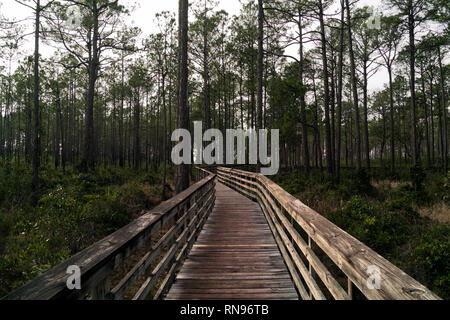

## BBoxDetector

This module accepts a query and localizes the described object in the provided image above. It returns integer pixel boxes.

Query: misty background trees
[0,0,448,190]
[0,0,449,299]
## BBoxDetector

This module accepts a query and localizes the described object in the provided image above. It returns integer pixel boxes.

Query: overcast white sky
[1,0,388,92]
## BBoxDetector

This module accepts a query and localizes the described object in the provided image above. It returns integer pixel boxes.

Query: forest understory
[0,162,448,299]
[0,0,448,300]
[0,163,173,298]
[273,166,449,299]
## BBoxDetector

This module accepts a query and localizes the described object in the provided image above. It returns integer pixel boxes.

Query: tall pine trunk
[345,0,362,172]
[175,0,190,194]
[32,0,41,201]
[318,0,333,175]
[408,1,418,167]
[438,46,448,172]
[336,0,345,182]
[298,12,310,175]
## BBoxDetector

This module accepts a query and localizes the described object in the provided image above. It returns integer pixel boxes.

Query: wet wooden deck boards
[165,183,298,300]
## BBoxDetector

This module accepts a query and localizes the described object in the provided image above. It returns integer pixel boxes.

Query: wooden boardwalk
[165,183,298,300]
[5,169,440,301]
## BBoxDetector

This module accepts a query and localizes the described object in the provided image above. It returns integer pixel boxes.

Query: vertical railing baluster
[91,277,111,300]
[348,278,353,300]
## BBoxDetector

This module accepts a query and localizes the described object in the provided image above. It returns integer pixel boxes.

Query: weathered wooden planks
[3,171,216,301]
[165,183,298,300]
[217,167,442,300]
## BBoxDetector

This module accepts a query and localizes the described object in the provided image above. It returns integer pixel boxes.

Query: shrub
[81,196,129,240]
[328,196,420,253]
[351,168,374,196]
[410,164,426,191]
[114,183,149,216]
[442,172,450,202]
[412,225,450,299]
[0,164,168,297]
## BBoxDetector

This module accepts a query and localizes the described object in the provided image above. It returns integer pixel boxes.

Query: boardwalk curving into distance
[165,183,298,300]
[4,168,440,300]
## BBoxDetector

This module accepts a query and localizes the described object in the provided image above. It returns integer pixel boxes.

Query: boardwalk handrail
[4,170,216,300]
[195,167,216,182]
[217,167,441,300]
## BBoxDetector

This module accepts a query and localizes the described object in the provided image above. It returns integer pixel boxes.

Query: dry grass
[294,192,341,216]
[415,202,450,224]
[371,179,413,191]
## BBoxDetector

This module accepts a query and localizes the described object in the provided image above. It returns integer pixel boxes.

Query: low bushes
[0,165,167,297]
[275,168,449,299]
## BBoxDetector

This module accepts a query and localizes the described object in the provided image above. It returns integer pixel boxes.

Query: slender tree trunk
[134,90,141,169]
[345,0,362,172]
[257,0,264,171]
[0,83,3,161]
[54,83,61,169]
[32,0,41,200]
[119,55,125,168]
[429,74,435,164]
[381,103,387,164]
[408,2,418,167]
[318,0,333,175]
[437,89,444,168]
[438,46,448,172]
[239,62,244,129]
[363,62,370,169]
[175,0,190,194]
[330,52,337,173]
[336,0,345,182]
[82,0,100,172]
[162,71,167,198]
[298,12,310,175]
[312,72,322,170]
[420,64,431,168]
[25,76,32,163]
[202,2,211,131]
[388,66,395,172]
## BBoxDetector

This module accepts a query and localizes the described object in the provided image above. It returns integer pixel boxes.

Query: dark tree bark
[298,11,310,175]
[362,62,371,169]
[257,0,264,171]
[54,82,61,170]
[318,0,333,175]
[134,90,140,169]
[408,1,419,167]
[345,0,362,172]
[119,54,125,168]
[162,70,168,198]
[438,46,448,172]
[420,63,431,168]
[32,0,41,201]
[82,0,100,172]
[429,75,435,164]
[388,66,396,171]
[336,0,345,182]
[202,1,211,131]
[175,0,190,194]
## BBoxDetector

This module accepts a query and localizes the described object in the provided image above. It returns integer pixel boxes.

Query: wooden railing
[217,167,441,300]
[4,170,216,300]
[195,167,215,182]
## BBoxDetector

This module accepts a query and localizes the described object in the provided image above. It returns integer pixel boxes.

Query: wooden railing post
[91,277,111,300]
[216,167,441,301]
[3,171,216,301]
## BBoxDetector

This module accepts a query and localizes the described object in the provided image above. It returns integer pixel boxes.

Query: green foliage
[443,172,450,202]
[328,196,420,252]
[0,164,34,207]
[352,168,375,196]
[412,225,450,298]
[0,165,166,297]
[275,168,449,299]
[410,164,426,190]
